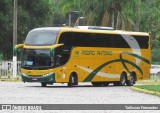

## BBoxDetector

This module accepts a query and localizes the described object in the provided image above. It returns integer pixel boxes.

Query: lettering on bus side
[97,51,112,55]
[75,51,79,55]
[75,50,112,56]
[81,50,95,55]
[73,51,80,58]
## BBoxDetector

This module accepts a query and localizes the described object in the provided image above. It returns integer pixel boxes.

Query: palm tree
[80,0,135,30]
[56,0,160,32]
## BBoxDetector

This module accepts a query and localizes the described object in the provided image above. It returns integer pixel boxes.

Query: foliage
[0,0,54,60]
[152,48,160,64]
[0,0,160,62]
[56,0,160,64]
[0,52,2,61]
[0,0,13,60]
[17,0,54,43]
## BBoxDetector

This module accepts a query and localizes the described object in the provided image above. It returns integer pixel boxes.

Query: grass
[133,85,160,93]
[133,77,160,96]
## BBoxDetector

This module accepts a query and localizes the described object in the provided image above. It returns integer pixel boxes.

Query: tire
[120,73,126,86]
[68,75,74,87]
[126,74,135,86]
[92,82,103,87]
[114,73,126,86]
[41,82,47,87]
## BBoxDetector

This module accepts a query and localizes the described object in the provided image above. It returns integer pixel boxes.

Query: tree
[58,0,135,30]
[1,0,160,63]
[0,0,13,60]
[0,0,54,60]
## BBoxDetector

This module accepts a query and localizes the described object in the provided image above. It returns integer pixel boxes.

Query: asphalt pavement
[0,82,160,113]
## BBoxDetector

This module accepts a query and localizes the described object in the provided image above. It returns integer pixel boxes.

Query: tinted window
[58,32,149,49]
[134,36,149,49]
[59,32,73,46]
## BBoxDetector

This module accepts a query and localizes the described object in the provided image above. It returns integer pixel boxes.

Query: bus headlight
[21,73,28,76]
[62,74,65,79]
[43,72,54,77]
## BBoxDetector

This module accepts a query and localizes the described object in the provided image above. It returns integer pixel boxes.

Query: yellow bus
[14,27,151,87]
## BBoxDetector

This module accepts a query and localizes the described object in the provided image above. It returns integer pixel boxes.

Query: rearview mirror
[13,44,24,56]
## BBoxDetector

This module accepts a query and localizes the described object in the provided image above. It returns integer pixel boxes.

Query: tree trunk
[111,0,115,29]
[135,1,141,31]
[116,11,120,30]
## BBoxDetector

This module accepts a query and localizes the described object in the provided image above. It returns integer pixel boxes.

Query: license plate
[32,78,37,80]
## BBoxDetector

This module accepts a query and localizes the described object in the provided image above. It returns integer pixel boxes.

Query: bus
[14,27,151,87]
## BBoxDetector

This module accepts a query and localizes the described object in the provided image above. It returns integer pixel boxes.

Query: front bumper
[21,72,55,84]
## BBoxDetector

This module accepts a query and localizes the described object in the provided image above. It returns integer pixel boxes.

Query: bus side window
[62,46,71,64]
[57,32,73,66]
[56,54,62,66]
[54,46,63,66]
[54,46,71,67]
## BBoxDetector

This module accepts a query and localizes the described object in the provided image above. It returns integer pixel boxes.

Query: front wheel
[41,82,47,87]
[68,75,74,87]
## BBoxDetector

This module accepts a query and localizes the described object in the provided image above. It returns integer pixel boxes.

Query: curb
[131,86,160,97]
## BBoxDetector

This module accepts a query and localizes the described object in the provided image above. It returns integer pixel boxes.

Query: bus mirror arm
[13,44,24,56]
[50,43,64,56]
[51,43,64,48]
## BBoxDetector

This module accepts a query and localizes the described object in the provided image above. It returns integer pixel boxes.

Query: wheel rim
[71,76,74,84]
[130,76,134,84]
[121,74,126,85]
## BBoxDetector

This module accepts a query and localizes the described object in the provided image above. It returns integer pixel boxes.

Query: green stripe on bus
[84,52,150,82]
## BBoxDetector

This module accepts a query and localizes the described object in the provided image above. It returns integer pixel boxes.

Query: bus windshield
[21,49,53,70]
[25,30,57,46]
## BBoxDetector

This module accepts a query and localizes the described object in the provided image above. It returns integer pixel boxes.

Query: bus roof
[31,27,149,36]
[76,26,114,30]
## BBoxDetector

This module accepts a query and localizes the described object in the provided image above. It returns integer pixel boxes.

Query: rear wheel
[120,73,126,86]
[126,74,135,86]
[41,82,47,87]
[114,73,126,86]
